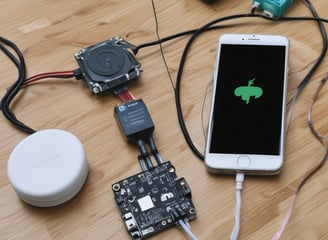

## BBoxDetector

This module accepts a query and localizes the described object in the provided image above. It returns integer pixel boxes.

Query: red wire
[23,70,75,86]
[117,93,128,102]
[121,91,131,101]
[116,89,136,102]
[25,71,138,104]
[126,90,136,100]
[113,86,137,102]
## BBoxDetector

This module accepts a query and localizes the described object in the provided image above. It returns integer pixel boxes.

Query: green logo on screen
[234,78,263,104]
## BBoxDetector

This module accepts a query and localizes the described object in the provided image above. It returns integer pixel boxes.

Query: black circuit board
[112,161,196,240]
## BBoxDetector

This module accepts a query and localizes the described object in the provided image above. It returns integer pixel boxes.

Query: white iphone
[204,34,289,175]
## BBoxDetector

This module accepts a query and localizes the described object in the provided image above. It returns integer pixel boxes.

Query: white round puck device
[7,129,88,207]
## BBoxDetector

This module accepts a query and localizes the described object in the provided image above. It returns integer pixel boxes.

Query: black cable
[148,136,163,165]
[136,139,154,169]
[135,26,224,54]
[295,0,328,100]
[0,36,35,134]
[0,35,79,134]
[135,15,328,53]
[138,155,148,171]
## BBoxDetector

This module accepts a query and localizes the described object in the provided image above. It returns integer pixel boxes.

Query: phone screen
[209,44,287,155]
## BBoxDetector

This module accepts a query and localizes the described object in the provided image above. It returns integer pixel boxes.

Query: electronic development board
[112,161,196,239]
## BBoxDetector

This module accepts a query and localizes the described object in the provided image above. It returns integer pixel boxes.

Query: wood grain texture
[1,0,328,239]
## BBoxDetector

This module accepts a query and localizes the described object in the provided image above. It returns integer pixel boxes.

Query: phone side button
[237,156,251,167]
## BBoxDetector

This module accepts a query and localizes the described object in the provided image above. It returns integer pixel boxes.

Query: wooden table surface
[1,0,328,239]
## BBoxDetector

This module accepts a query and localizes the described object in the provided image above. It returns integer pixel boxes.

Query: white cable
[230,173,245,240]
[178,219,199,240]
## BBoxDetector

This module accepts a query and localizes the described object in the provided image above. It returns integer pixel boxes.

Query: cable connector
[235,172,245,191]
[252,0,294,18]
[114,99,154,142]
[230,173,245,240]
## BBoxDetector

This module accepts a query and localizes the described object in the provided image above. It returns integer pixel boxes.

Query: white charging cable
[230,173,245,240]
[178,219,199,240]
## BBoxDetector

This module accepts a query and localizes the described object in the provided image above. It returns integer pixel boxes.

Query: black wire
[0,36,36,134]
[295,0,328,100]
[136,139,154,169]
[138,155,148,171]
[0,34,78,134]
[279,1,328,233]
[150,0,175,90]
[308,74,328,144]
[135,15,328,53]
[135,26,224,54]
[148,135,163,165]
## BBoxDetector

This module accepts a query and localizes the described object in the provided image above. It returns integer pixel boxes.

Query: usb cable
[230,173,245,240]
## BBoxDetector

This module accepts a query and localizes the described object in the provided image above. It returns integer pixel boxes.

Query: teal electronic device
[253,0,294,17]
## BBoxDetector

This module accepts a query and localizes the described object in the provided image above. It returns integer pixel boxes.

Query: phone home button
[237,156,251,167]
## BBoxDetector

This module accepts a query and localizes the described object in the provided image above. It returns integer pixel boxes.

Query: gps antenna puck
[86,46,127,76]
[7,129,88,207]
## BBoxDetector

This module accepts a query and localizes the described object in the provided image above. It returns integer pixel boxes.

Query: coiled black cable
[0,36,35,134]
